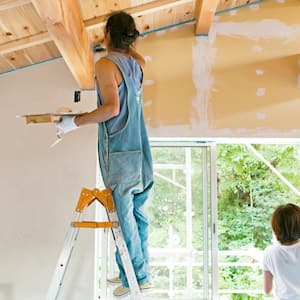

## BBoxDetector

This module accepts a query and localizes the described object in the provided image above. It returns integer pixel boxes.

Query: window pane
[146,146,212,299]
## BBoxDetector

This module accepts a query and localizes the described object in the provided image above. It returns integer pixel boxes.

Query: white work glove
[56,116,78,135]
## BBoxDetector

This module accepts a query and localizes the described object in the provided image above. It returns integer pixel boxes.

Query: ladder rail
[47,188,143,300]
[109,211,142,299]
[46,212,81,300]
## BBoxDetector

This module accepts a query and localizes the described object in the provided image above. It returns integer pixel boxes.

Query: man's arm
[74,58,120,126]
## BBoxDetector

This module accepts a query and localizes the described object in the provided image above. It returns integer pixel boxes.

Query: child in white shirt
[262,203,300,300]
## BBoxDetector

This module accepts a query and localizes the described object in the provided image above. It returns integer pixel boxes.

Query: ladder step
[72,221,113,228]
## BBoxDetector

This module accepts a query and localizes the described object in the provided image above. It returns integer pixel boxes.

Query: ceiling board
[105,0,132,11]
[0,4,45,44]
[154,7,175,28]
[135,13,155,33]
[0,0,31,11]
[0,54,14,72]
[0,31,51,55]
[175,2,194,23]
[2,49,32,68]
[78,0,107,20]
[217,0,261,11]
[24,41,60,64]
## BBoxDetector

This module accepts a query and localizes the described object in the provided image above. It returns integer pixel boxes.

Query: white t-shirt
[263,240,300,300]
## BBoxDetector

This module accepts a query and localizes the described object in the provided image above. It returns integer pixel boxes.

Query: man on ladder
[56,11,154,298]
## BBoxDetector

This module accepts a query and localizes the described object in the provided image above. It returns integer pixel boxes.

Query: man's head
[105,11,140,52]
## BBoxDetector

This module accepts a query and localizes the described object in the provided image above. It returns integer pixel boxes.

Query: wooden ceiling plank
[194,0,219,35]
[24,42,60,63]
[87,27,105,48]
[153,7,175,28]
[0,4,47,44]
[217,0,260,11]
[43,41,61,57]
[0,0,31,11]
[0,54,15,70]
[0,31,51,55]
[31,0,63,24]
[134,12,155,33]
[3,49,32,68]
[84,0,193,30]
[174,2,194,23]
[32,0,94,89]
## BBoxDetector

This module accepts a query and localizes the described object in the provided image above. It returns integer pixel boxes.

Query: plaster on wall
[140,24,197,137]
[140,0,300,139]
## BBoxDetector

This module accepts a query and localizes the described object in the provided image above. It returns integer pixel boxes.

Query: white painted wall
[0,59,98,300]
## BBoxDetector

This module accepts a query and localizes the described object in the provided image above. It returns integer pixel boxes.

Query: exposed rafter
[0,0,31,11]
[31,0,94,89]
[194,0,219,35]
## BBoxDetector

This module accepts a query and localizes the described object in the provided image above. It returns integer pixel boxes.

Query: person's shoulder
[264,244,273,254]
[263,244,279,258]
[95,56,119,77]
[96,56,115,68]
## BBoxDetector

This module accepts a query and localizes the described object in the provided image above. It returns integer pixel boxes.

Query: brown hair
[271,203,300,244]
[105,11,139,52]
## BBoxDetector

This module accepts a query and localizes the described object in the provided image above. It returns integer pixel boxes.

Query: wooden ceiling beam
[0,0,31,11]
[31,0,94,89]
[194,0,219,35]
[84,0,193,30]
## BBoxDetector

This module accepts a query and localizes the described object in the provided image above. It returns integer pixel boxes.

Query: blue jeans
[112,180,153,287]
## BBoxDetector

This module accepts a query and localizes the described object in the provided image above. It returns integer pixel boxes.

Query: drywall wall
[0,59,98,300]
[139,0,300,139]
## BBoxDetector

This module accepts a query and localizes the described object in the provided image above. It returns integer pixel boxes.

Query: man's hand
[56,116,78,135]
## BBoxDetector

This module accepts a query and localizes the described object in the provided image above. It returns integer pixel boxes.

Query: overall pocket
[107,150,142,186]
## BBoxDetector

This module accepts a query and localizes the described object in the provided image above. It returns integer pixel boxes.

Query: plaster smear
[155,30,166,36]
[256,112,266,120]
[214,19,300,43]
[229,10,238,16]
[256,69,264,75]
[144,100,152,107]
[250,4,260,11]
[143,79,155,86]
[256,88,266,96]
[192,36,217,132]
[144,56,152,62]
[252,45,263,52]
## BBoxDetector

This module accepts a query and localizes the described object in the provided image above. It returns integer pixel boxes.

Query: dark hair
[271,203,300,244]
[105,11,140,52]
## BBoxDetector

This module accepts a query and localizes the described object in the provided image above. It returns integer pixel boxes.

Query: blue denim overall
[97,52,154,287]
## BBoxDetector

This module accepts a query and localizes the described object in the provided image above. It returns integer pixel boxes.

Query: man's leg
[133,181,154,276]
[112,183,149,288]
